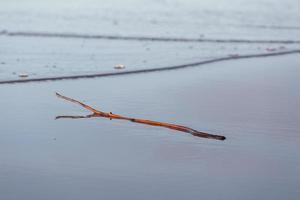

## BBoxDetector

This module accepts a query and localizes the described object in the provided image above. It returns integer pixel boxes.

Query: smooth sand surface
[0,54,299,200]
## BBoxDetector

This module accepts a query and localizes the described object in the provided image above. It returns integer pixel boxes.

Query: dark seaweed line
[1,49,300,85]
[1,30,300,44]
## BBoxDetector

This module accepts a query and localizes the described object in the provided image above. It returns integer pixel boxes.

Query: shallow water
[1,0,300,81]
[1,0,300,39]
[0,54,299,199]
[1,35,299,82]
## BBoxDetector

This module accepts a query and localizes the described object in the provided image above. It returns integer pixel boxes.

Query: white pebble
[114,64,125,69]
[19,73,29,78]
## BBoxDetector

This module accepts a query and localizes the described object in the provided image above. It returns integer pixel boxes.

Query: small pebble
[266,48,276,52]
[114,64,125,69]
[19,73,29,78]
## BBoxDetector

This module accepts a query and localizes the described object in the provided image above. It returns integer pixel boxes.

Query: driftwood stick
[56,93,226,140]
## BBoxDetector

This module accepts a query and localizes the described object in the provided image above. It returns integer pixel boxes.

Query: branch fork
[56,92,226,140]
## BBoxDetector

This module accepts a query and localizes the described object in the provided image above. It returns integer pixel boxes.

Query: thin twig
[56,93,226,140]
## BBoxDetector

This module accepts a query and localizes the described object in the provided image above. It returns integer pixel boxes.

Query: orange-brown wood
[56,93,226,140]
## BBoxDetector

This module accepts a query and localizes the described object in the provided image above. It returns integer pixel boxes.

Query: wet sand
[0,54,300,199]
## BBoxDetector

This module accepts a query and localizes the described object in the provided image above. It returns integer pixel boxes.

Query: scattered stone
[114,64,126,69]
[266,48,276,52]
[1,62,5,65]
[18,73,29,78]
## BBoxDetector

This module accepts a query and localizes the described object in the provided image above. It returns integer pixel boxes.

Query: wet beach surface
[1,0,300,199]
[1,0,300,81]
[0,55,300,199]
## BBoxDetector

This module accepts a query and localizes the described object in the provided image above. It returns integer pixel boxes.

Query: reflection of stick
[56,93,226,140]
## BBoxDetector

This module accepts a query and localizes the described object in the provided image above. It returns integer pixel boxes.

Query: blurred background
[1,0,300,81]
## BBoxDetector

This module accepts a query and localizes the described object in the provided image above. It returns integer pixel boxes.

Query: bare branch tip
[55,92,62,97]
